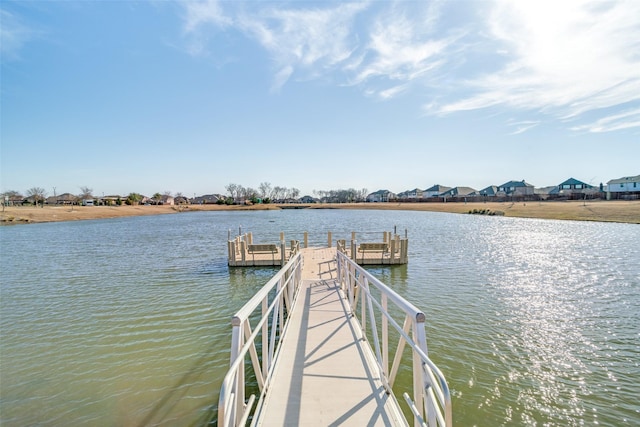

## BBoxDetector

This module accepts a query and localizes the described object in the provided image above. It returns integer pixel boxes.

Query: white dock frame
[218,246,451,426]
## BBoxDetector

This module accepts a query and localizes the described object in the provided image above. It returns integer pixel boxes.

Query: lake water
[1,209,638,426]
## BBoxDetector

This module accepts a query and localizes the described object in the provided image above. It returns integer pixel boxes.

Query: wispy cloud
[435,0,640,130]
[0,8,36,61]
[571,108,640,133]
[237,3,366,90]
[351,5,451,88]
[180,1,452,94]
[183,0,232,31]
[509,121,540,135]
[181,0,233,56]
[180,0,640,132]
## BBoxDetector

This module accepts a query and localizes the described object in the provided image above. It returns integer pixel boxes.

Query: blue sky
[2,0,639,198]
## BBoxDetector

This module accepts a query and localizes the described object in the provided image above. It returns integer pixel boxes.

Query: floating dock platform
[227,230,409,267]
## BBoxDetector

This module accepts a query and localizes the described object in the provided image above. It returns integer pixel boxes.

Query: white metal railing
[217,252,303,426]
[336,250,452,427]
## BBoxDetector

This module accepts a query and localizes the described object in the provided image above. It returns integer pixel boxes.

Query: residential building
[606,175,640,199]
[396,188,423,199]
[475,185,498,197]
[543,177,600,199]
[193,194,221,204]
[298,195,319,204]
[366,189,395,202]
[423,184,451,198]
[497,180,534,196]
[440,187,477,198]
[555,177,594,194]
[160,195,175,205]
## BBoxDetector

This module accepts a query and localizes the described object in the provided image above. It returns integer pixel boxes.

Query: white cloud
[509,120,540,135]
[571,108,640,133]
[179,0,640,132]
[180,2,452,95]
[436,0,640,130]
[237,3,366,89]
[181,0,232,56]
[354,10,448,84]
[271,66,293,93]
[0,9,35,61]
[183,0,232,32]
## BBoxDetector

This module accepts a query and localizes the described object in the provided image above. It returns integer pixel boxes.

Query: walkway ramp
[218,246,451,427]
[252,247,405,426]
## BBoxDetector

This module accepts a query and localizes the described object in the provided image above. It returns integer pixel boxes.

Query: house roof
[607,175,640,184]
[397,188,422,197]
[424,184,451,192]
[559,177,592,187]
[476,185,498,196]
[441,187,477,197]
[369,189,392,195]
[536,186,558,195]
[498,180,533,188]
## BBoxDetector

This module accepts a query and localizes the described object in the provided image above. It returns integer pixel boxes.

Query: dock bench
[357,242,389,253]
[357,242,390,264]
[247,244,279,254]
[246,243,280,266]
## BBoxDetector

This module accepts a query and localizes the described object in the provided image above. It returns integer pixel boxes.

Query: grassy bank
[1,200,638,225]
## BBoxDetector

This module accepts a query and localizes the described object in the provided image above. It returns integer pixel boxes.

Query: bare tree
[225,183,238,200]
[290,187,300,200]
[26,187,47,207]
[243,187,257,200]
[272,186,284,201]
[259,182,272,199]
[79,186,93,199]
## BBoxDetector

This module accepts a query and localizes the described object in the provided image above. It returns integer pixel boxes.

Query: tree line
[2,183,370,206]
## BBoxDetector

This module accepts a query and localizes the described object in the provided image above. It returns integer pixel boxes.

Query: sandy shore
[1,200,639,225]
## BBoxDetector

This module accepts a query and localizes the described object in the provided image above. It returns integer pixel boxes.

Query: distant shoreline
[1,200,639,225]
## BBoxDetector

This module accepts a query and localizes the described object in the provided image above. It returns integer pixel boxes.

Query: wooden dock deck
[252,247,405,426]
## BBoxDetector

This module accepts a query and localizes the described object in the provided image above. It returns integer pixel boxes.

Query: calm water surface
[1,210,638,426]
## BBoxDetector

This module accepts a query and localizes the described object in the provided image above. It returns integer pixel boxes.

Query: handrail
[218,252,303,426]
[336,251,452,427]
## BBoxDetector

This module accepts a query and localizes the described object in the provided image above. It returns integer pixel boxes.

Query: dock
[227,230,409,267]
[218,245,451,426]
[253,247,404,425]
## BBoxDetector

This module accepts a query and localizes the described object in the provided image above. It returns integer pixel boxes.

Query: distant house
[555,177,594,194]
[46,193,78,205]
[440,187,477,198]
[101,195,123,206]
[548,178,598,198]
[397,188,423,199]
[534,186,556,200]
[193,194,221,204]
[607,175,640,199]
[160,195,175,205]
[366,189,395,202]
[475,186,498,197]
[299,195,318,204]
[423,185,451,198]
[497,180,534,197]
